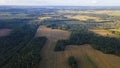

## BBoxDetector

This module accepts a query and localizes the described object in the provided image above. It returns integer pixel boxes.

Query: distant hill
[0,6,120,10]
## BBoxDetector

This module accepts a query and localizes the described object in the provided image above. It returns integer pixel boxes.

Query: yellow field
[90,29,118,37]
[77,10,120,16]
[38,17,51,21]
[36,26,120,68]
[109,29,120,32]
[66,15,106,22]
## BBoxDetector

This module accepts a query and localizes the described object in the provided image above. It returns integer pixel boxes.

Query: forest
[0,12,47,68]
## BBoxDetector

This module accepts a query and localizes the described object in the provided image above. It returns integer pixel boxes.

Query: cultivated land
[65,45,120,68]
[1,7,120,68]
[66,15,104,22]
[0,29,12,37]
[36,26,71,68]
[36,26,120,68]
[89,29,118,37]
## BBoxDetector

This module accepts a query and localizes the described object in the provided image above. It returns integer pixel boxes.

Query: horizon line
[0,5,120,7]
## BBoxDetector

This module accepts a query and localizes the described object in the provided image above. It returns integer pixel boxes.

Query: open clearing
[37,26,120,68]
[0,29,12,37]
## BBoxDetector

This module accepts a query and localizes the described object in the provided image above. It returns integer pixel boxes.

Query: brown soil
[0,29,12,37]
[37,26,120,68]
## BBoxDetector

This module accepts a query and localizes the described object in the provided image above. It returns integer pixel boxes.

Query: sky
[0,0,120,6]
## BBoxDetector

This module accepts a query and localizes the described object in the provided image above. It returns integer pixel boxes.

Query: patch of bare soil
[0,29,12,37]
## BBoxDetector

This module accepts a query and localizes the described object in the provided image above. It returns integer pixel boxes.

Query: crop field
[0,29,12,37]
[89,29,118,37]
[66,15,105,22]
[38,17,51,21]
[36,9,120,68]
[78,10,120,16]
[36,26,120,68]
[35,26,70,40]
[1,7,120,68]
[65,45,120,68]
[36,26,71,68]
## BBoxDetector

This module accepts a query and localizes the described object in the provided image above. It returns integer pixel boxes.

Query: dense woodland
[0,14,47,67]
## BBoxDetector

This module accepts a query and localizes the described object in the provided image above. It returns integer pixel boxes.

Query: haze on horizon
[0,0,120,6]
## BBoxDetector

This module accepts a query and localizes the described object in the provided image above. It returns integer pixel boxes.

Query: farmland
[89,29,118,37]
[65,45,120,68]
[0,29,12,37]
[36,26,71,68]
[39,7,120,68]
[1,6,120,68]
[37,26,120,68]
[66,15,106,22]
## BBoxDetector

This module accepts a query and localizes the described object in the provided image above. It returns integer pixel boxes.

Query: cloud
[0,0,120,6]
[0,0,13,5]
[0,0,7,4]
[91,0,98,4]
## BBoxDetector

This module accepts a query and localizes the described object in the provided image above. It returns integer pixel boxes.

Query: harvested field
[90,29,118,37]
[35,26,70,40]
[0,29,12,37]
[66,15,105,22]
[109,29,120,32]
[36,26,71,68]
[38,17,51,21]
[37,26,120,68]
[65,45,120,68]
